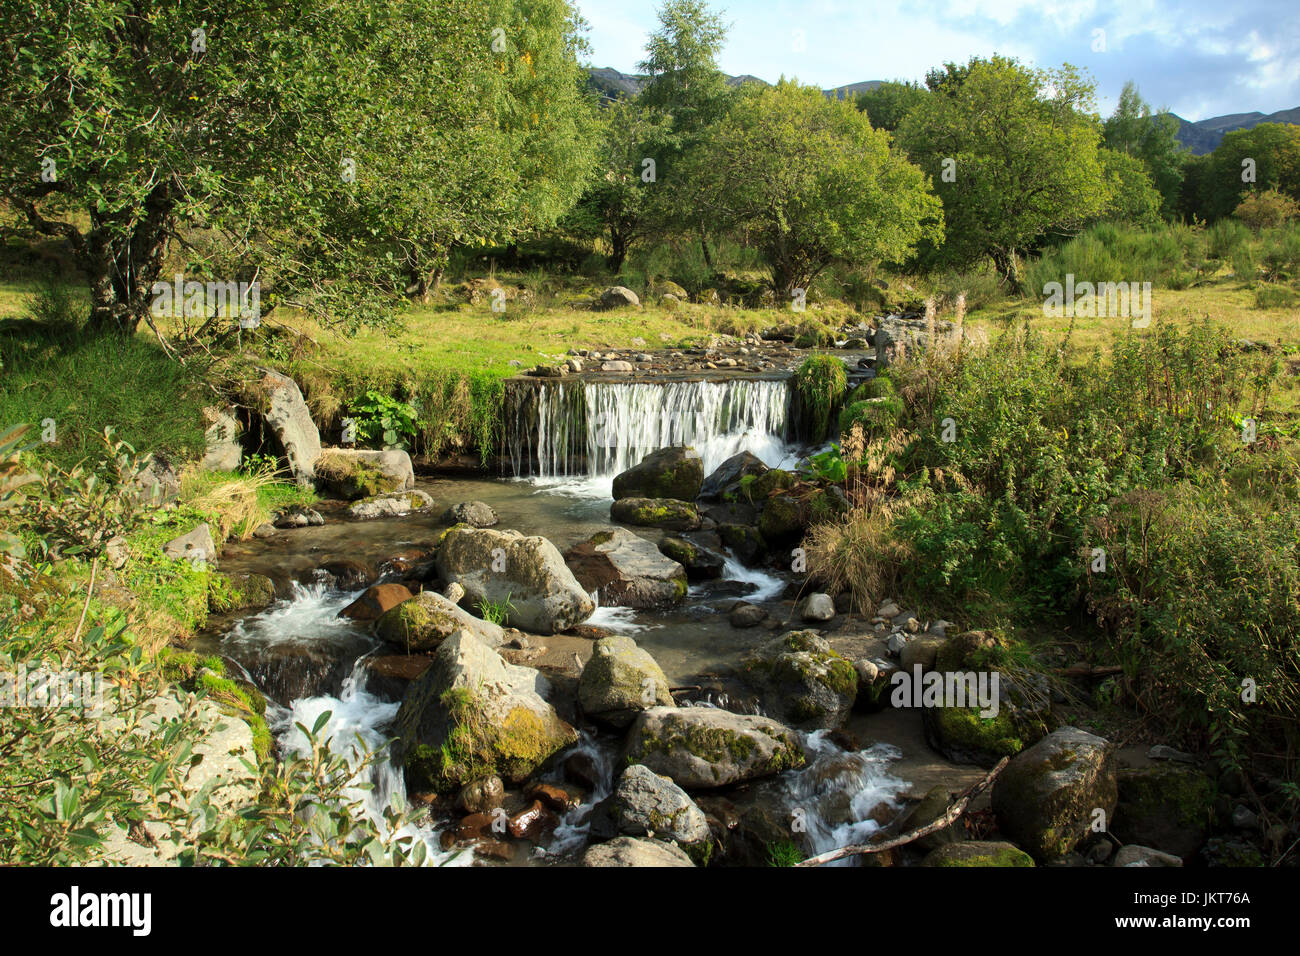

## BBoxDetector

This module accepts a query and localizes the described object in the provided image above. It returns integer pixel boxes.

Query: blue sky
[574,0,1300,121]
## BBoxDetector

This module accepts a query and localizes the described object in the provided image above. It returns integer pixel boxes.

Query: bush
[794,354,848,440]
[1234,188,1300,232]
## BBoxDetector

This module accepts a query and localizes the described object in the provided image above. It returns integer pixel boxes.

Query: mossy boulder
[1112,764,1216,860]
[991,726,1118,861]
[896,784,963,854]
[747,468,796,502]
[624,706,805,789]
[923,705,1028,767]
[700,451,769,502]
[658,536,725,580]
[934,630,1004,673]
[612,446,704,501]
[922,841,1035,867]
[391,630,577,792]
[375,590,504,652]
[208,571,276,614]
[313,448,414,500]
[605,763,711,848]
[582,836,695,867]
[757,494,809,547]
[564,527,688,609]
[741,630,858,730]
[578,635,674,728]
[436,527,595,634]
[610,497,701,532]
[718,523,767,565]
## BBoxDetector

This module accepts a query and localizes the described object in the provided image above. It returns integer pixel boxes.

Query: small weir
[505,375,799,481]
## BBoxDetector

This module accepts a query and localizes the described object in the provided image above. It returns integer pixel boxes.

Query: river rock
[991,726,1118,861]
[163,523,216,564]
[624,706,804,789]
[208,571,276,613]
[578,635,674,727]
[657,536,725,580]
[899,633,946,671]
[375,590,504,652]
[595,286,640,310]
[339,582,414,622]
[238,633,376,702]
[921,841,1035,867]
[719,523,767,565]
[251,368,321,485]
[444,500,498,528]
[610,497,701,532]
[612,446,704,501]
[436,527,595,635]
[391,630,577,792]
[457,776,506,814]
[741,631,858,730]
[896,784,963,854]
[729,602,767,628]
[313,448,414,500]
[582,836,695,867]
[757,494,809,547]
[348,489,433,520]
[200,405,242,472]
[607,764,711,848]
[699,451,769,501]
[1114,845,1183,867]
[565,527,687,609]
[1111,763,1215,861]
[800,592,836,622]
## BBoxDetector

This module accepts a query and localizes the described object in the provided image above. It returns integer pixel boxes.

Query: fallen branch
[795,756,1010,867]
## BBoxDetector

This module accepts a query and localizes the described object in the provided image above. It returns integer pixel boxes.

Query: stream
[195,379,912,865]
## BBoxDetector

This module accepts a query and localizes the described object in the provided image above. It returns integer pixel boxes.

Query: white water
[782,733,908,865]
[222,580,362,650]
[721,557,786,603]
[513,378,800,496]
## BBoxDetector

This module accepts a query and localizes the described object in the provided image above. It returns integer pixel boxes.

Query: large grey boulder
[991,726,1118,861]
[375,590,504,652]
[595,286,641,310]
[391,630,576,792]
[163,523,216,564]
[624,706,805,789]
[253,368,321,485]
[436,527,595,635]
[609,764,711,847]
[348,489,434,520]
[200,405,242,472]
[564,527,688,609]
[582,836,694,867]
[741,631,858,731]
[444,500,498,528]
[578,635,674,727]
[612,446,704,501]
[314,448,414,500]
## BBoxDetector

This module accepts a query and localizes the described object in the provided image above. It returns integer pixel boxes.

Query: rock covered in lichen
[582,836,695,867]
[611,446,704,501]
[391,630,576,792]
[991,726,1118,861]
[578,635,674,727]
[741,630,858,730]
[921,840,1035,867]
[375,590,504,652]
[314,448,414,500]
[610,497,701,532]
[607,764,711,849]
[623,706,805,789]
[564,527,688,609]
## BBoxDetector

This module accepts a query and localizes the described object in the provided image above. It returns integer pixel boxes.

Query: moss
[189,666,273,767]
[610,497,699,530]
[750,469,795,501]
[758,495,806,544]
[314,453,395,500]
[682,837,714,867]
[411,687,573,792]
[766,840,803,867]
[932,706,1025,759]
[925,842,1035,867]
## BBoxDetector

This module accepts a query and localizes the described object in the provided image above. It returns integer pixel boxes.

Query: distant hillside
[585,68,1295,155]
[1170,107,1300,155]
[585,67,881,103]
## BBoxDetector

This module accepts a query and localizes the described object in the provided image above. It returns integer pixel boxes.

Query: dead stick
[1054,665,1123,678]
[796,756,1010,867]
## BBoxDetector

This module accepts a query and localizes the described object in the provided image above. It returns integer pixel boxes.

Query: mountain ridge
[584,66,1297,155]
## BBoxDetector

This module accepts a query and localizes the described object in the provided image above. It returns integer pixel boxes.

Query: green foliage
[476,593,515,626]
[856,80,928,132]
[898,56,1107,283]
[1202,123,1300,222]
[1234,187,1300,232]
[795,354,849,440]
[349,390,421,451]
[1102,82,1188,218]
[688,80,943,294]
[765,839,803,866]
[801,444,848,483]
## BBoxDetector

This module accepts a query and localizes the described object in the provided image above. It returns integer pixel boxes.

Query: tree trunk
[85,183,175,336]
[607,230,629,274]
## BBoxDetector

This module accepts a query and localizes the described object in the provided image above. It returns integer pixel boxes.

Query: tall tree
[1201,123,1300,222]
[1102,81,1187,219]
[898,56,1107,284]
[856,81,928,133]
[689,81,943,296]
[636,0,733,268]
[0,0,596,333]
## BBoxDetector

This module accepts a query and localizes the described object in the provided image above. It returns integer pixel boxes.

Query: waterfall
[507,377,795,481]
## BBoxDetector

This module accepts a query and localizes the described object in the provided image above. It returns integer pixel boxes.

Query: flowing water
[198,376,910,865]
